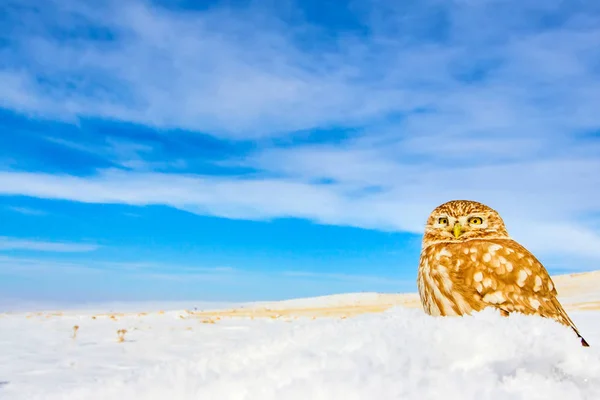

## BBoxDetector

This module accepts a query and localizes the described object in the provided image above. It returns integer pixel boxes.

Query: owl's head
[422,200,510,248]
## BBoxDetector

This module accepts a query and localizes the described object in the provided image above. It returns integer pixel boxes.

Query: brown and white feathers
[417,199,589,347]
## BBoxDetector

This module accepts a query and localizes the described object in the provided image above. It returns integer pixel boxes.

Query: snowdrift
[1,270,599,399]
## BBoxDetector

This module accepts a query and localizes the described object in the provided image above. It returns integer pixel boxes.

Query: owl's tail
[551,297,590,347]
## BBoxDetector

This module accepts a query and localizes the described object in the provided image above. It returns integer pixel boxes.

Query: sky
[1,0,600,304]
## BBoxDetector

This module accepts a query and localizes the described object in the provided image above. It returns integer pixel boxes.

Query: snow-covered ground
[2,271,600,400]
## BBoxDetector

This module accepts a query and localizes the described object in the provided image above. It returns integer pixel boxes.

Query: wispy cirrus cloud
[2,0,598,138]
[0,255,231,278]
[0,165,599,262]
[1,0,414,137]
[6,206,47,216]
[0,237,99,252]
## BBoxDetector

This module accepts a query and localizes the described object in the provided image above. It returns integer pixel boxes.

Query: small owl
[417,200,589,347]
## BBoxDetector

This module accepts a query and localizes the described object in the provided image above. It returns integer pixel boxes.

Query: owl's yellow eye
[469,217,483,225]
[438,217,448,225]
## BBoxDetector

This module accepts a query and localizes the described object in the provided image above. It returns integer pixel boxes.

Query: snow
[2,272,600,400]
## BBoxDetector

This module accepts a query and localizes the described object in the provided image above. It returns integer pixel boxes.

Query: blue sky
[1,0,600,304]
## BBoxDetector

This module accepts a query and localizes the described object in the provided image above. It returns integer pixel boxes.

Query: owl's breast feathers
[418,238,589,346]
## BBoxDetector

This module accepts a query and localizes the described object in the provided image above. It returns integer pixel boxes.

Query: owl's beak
[453,223,463,238]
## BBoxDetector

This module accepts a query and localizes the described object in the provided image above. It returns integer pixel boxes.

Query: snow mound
[3,307,600,400]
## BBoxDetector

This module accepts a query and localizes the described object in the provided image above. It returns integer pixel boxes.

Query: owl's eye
[438,217,448,225]
[469,217,483,225]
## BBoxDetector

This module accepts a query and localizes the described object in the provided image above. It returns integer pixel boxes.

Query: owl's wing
[461,239,589,347]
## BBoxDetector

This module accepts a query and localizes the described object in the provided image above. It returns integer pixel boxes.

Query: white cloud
[0,255,231,275]
[0,237,99,253]
[0,166,599,261]
[1,0,420,137]
[2,0,598,138]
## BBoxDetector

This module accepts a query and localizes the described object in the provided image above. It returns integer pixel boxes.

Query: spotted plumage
[417,200,589,347]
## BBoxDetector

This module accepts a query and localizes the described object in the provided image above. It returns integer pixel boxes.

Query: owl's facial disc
[422,200,511,248]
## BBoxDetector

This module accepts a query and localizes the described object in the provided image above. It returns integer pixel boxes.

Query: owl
[417,200,589,347]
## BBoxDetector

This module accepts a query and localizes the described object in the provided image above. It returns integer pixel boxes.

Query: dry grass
[80,298,597,325]
[72,325,79,339]
[168,296,600,321]
[186,303,404,319]
[116,329,127,343]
